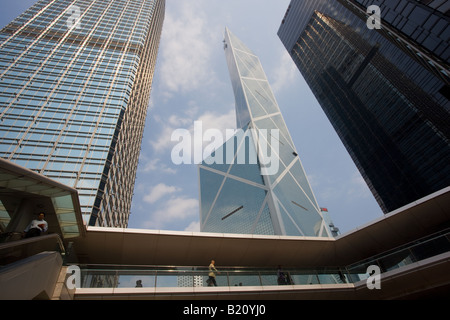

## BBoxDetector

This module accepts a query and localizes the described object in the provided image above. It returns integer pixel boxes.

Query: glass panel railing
[155,270,182,288]
[75,266,352,289]
[70,230,450,289]
[344,230,450,282]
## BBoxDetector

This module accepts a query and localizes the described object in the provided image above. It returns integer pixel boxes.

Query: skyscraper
[0,0,165,227]
[198,28,332,237]
[278,0,450,213]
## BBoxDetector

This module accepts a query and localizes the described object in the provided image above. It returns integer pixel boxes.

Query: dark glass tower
[278,0,450,213]
[0,0,165,227]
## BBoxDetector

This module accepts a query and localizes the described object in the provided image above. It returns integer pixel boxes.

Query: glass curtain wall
[199,29,332,237]
[0,0,165,226]
[278,0,450,213]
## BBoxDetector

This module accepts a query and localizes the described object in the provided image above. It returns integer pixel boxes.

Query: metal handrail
[70,230,450,288]
[76,266,345,288]
[0,233,65,266]
[345,229,450,271]
[0,233,64,250]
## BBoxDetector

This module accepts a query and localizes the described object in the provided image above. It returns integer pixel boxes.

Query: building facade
[278,0,450,213]
[0,0,165,227]
[198,28,332,237]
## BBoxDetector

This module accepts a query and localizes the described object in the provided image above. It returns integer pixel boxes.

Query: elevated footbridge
[66,185,450,300]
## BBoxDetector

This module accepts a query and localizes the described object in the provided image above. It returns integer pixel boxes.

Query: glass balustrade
[70,230,449,289]
[77,266,350,288]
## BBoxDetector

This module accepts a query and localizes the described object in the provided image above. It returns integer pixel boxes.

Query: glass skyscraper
[278,0,450,213]
[0,0,165,227]
[198,28,332,237]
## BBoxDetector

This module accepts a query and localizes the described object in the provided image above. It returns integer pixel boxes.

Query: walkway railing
[345,228,450,282]
[0,233,65,266]
[78,265,349,288]
[74,229,449,289]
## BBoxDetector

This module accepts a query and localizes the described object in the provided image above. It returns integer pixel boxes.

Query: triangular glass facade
[199,28,331,237]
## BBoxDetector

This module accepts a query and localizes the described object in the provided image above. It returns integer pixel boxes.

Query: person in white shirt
[23,212,48,238]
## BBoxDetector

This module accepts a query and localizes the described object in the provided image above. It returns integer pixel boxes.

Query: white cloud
[143,196,199,229]
[347,171,371,199]
[314,170,371,202]
[144,183,181,204]
[140,157,176,175]
[197,109,236,133]
[173,108,236,164]
[184,220,200,232]
[150,108,236,160]
[197,108,236,143]
[270,49,298,94]
[168,114,192,127]
[150,124,179,153]
[158,0,216,95]
[149,106,200,154]
[306,174,318,187]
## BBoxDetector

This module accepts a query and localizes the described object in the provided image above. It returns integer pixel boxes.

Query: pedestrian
[208,260,220,286]
[23,212,48,238]
[277,265,287,285]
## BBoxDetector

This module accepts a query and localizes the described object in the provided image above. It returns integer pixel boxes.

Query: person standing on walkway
[208,260,220,286]
[277,265,287,285]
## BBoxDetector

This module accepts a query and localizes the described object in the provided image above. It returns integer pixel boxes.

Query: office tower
[0,0,165,227]
[278,0,450,213]
[198,28,332,237]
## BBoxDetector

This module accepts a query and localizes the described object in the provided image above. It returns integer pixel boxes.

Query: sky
[0,0,384,235]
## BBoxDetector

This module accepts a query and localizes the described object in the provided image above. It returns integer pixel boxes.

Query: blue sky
[0,0,384,234]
